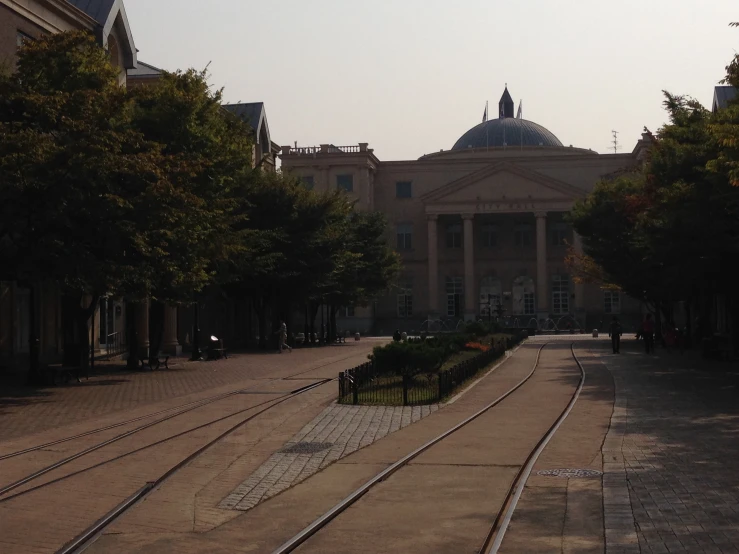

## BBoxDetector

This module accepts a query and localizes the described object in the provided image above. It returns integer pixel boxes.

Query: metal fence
[103,331,126,360]
[338,340,516,406]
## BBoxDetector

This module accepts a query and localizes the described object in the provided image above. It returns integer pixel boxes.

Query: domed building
[281,87,652,333]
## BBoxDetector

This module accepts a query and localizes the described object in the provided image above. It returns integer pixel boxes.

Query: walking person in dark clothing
[643,314,655,354]
[609,316,622,353]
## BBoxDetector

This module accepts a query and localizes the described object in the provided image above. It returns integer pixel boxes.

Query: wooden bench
[46,364,83,386]
[139,355,170,371]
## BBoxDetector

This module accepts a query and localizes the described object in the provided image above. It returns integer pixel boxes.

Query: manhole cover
[536,468,603,478]
[279,442,333,454]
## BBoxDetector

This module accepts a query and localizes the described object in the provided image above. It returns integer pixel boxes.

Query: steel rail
[55,377,334,554]
[271,342,547,554]
[478,342,586,553]
[0,379,334,504]
[0,350,360,462]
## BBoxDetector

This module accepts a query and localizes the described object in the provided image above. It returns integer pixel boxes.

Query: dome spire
[499,85,515,119]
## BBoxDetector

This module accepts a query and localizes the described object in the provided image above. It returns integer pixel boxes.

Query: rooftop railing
[281,143,370,156]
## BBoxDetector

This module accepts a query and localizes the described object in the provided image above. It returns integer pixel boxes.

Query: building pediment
[421,161,586,204]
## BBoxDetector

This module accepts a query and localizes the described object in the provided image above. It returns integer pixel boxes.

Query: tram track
[269,341,585,554]
[0,350,365,498]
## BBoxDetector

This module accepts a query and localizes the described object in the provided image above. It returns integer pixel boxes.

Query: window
[550,223,568,247]
[344,305,355,317]
[396,181,412,198]
[301,175,315,190]
[604,291,621,314]
[552,275,570,315]
[396,223,413,250]
[514,223,532,247]
[397,283,413,318]
[336,174,353,192]
[512,276,535,315]
[445,277,463,317]
[16,31,33,49]
[481,224,497,248]
[446,223,462,249]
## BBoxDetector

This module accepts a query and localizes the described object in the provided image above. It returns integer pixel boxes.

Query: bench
[139,355,170,371]
[207,347,228,360]
[46,364,83,386]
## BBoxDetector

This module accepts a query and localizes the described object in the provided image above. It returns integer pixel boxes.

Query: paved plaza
[2,337,739,553]
[220,403,439,512]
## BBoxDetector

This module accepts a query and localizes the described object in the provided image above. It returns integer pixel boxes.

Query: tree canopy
[568,24,739,337]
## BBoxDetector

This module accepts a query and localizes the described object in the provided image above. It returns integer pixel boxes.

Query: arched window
[552,275,570,314]
[512,276,535,315]
[479,276,502,317]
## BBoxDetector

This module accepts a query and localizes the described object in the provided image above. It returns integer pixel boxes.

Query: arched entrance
[512,276,535,315]
[479,276,502,317]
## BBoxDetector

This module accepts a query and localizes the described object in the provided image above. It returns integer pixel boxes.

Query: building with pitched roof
[281,87,653,334]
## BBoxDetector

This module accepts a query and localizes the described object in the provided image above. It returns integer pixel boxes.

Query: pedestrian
[393,329,402,342]
[609,316,622,354]
[276,320,292,354]
[643,314,655,354]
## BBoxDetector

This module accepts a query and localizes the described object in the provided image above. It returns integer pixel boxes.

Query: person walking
[277,320,292,354]
[643,314,655,354]
[609,316,622,354]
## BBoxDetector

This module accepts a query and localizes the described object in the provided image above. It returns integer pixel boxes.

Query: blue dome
[452,118,563,150]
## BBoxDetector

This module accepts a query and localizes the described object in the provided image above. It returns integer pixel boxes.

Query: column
[427,215,439,317]
[162,305,182,356]
[573,232,585,313]
[136,299,150,358]
[462,214,476,321]
[535,212,548,315]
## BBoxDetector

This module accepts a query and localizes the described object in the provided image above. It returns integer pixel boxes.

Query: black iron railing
[338,335,522,406]
[104,331,125,360]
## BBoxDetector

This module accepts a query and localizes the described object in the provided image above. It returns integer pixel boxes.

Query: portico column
[535,212,548,315]
[136,299,150,358]
[427,215,439,316]
[462,214,476,321]
[573,232,585,312]
[162,305,181,356]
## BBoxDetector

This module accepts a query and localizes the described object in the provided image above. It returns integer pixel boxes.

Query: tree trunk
[310,303,319,344]
[256,297,267,350]
[149,300,165,362]
[329,305,337,343]
[304,303,310,347]
[26,282,41,384]
[126,301,139,370]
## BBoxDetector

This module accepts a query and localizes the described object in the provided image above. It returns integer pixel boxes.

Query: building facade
[281,88,652,334]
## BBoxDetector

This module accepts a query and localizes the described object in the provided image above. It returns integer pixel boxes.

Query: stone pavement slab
[0,343,377,440]
[594,339,739,554]
[220,403,439,512]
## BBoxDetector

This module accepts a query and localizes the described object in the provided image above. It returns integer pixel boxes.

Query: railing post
[352,373,359,405]
[338,371,345,402]
[438,372,443,401]
[402,375,409,406]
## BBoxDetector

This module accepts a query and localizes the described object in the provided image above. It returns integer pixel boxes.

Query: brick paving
[0,344,377,440]
[220,402,439,511]
[596,343,739,554]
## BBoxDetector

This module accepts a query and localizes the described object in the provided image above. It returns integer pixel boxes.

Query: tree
[569,30,739,345]
[323,210,401,339]
[0,31,245,377]
[128,68,256,360]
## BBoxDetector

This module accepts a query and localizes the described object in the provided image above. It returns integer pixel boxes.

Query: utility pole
[611,130,620,154]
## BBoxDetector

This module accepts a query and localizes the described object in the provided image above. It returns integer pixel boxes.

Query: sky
[123,0,737,160]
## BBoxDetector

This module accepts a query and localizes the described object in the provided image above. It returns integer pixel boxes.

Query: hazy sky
[124,0,737,160]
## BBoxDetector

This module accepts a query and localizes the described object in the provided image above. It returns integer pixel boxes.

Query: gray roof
[66,0,136,69]
[66,0,116,25]
[452,118,564,150]
[127,61,163,78]
[223,102,264,132]
[713,86,737,112]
